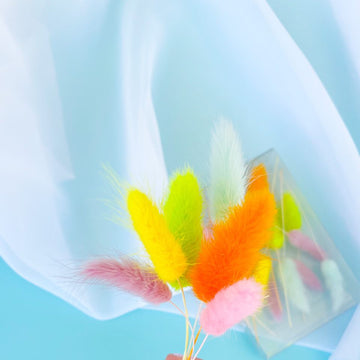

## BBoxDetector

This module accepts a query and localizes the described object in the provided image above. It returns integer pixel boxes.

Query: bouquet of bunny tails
[80,119,278,360]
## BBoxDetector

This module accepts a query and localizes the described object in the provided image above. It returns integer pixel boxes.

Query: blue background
[0,257,330,360]
[1,1,360,359]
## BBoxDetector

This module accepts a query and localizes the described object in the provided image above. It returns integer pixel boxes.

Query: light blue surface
[0,258,329,360]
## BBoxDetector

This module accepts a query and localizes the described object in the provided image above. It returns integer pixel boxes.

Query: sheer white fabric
[1,0,359,357]
[329,0,360,79]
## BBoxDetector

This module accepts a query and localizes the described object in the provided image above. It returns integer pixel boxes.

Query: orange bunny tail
[247,164,269,192]
[191,189,276,303]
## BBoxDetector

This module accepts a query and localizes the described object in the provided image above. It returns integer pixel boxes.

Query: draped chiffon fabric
[1,0,359,357]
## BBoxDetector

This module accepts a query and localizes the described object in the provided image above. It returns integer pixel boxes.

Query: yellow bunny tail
[253,256,272,290]
[127,189,187,283]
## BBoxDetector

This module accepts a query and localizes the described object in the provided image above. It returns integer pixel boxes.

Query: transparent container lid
[245,149,360,358]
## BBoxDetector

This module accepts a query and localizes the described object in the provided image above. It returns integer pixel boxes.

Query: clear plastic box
[245,149,360,357]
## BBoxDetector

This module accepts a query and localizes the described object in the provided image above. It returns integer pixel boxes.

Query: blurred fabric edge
[0,0,360,358]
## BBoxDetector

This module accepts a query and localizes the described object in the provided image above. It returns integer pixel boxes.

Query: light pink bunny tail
[200,279,263,336]
[295,259,323,291]
[288,230,326,261]
[81,257,172,304]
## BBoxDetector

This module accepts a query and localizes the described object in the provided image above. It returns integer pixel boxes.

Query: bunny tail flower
[321,259,345,311]
[247,164,269,192]
[280,193,302,232]
[209,118,248,223]
[81,257,172,304]
[163,168,203,288]
[200,279,263,336]
[127,189,187,283]
[282,258,310,313]
[295,259,323,291]
[253,256,272,289]
[288,230,326,261]
[191,189,277,303]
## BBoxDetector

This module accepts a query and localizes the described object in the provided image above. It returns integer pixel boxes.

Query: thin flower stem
[188,302,203,356]
[170,300,185,317]
[192,334,208,360]
[169,300,194,336]
[188,328,201,360]
[179,282,190,360]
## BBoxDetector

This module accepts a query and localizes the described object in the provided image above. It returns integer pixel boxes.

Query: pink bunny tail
[200,279,263,336]
[166,355,202,360]
[288,230,326,261]
[295,259,323,291]
[269,279,283,321]
[81,257,172,304]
